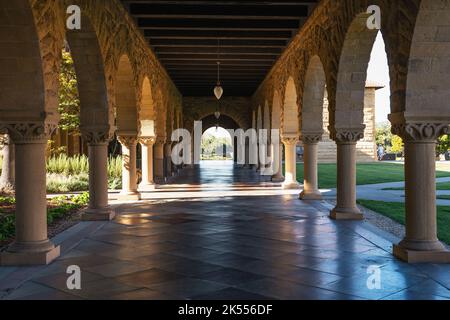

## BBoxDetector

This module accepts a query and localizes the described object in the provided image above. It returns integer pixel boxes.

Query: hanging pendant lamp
[214,39,223,100]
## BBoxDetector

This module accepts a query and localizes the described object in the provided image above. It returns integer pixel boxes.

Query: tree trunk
[0,135,15,191]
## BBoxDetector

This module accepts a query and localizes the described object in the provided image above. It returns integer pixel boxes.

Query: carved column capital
[138,136,156,146]
[392,122,449,142]
[330,128,364,144]
[0,122,57,144]
[156,136,167,145]
[81,127,114,146]
[301,132,323,144]
[118,135,138,148]
[281,134,299,146]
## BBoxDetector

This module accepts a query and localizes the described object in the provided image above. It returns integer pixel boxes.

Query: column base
[138,183,156,192]
[118,191,141,201]
[0,242,60,266]
[82,207,116,221]
[393,244,450,263]
[300,190,322,200]
[282,181,301,190]
[330,207,364,220]
[271,175,285,183]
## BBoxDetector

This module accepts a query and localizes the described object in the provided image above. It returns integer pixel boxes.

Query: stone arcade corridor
[2,0,450,301]
[1,162,450,300]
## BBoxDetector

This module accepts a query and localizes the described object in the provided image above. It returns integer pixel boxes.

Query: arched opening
[115,54,138,135]
[283,77,299,135]
[331,12,392,220]
[201,127,233,161]
[299,55,327,199]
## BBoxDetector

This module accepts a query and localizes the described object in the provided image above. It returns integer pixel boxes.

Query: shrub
[46,173,89,193]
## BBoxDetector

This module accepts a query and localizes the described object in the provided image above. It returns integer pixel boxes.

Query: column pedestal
[0,124,60,266]
[118,135,140,201]
[138,137,156,192]
[281,135,300,189]
[392,123,450,263]
[300,135,322,200]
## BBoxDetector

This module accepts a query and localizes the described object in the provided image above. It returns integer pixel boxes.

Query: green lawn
[295,162,450,189]
[356,199,450,245]
[437,195,450,200]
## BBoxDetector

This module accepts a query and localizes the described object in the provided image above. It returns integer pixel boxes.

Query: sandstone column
[392,122,450,263]
[81,130,115,221]
[138,137,156,191]
[272,143,284,182]
[330,129,364,220]
[0,123,60,266]
[118,135,140,200]
[0,134,15,190]
[154,137,166,183]
[281,134,300,189]
[300,133,322,200]
[164,142,172,178]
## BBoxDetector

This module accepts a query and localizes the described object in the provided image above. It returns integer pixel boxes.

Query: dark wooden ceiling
[121,1,319,96]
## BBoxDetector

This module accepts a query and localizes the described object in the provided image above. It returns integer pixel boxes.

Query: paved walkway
[1,161,449,300]
[323,177,450,206]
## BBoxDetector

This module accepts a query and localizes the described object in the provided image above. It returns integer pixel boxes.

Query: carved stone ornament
[138,136,156,146]
[117,135,138,147]
[301,132,323,144]
[392,122,450,142]
[0,122,57,144]
[331,128,364,143]
[281,134,299,146]
[81,128,114,145]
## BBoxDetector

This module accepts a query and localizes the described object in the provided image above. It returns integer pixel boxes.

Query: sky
[208,32,391,138]
[367,32,391,124]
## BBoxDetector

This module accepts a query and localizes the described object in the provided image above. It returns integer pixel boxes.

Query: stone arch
[138,76,156,136]
[301,55,326,134]
[201,114,240,133]
[334,13,379,131]
[0,0,49,127]
[404,0,450,121]
[65,14,112,133]
[283,76,299,135]
[115,54,138,135]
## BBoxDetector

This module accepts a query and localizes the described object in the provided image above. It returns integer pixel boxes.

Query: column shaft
[330,142,363,220]
[393,136,450,262]
[154,141,165,183]
[1,134,60,266]
[118,136,140,200]
[83,143,114,220]
[272,144,284,182]
[300,142,321,200]
[282,136,300,189]
[139,138,156,191]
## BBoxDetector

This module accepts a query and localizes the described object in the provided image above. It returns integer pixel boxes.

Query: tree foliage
[58,50,80,133]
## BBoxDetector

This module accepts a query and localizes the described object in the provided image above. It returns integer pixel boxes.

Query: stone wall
[183,97,252,132]
[314,87,377,163]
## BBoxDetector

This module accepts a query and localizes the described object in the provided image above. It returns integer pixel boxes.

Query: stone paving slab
[1,162,449,300]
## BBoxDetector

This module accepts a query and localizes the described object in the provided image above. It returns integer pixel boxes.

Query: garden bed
[0,192,89,248]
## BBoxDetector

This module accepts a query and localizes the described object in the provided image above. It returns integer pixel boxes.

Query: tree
[437,134,450,156]
[58,50,80,133]
[390,135,404,154]
[375,122,392,148]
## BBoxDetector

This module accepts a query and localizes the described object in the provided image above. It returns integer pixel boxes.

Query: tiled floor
[1,161,450,300]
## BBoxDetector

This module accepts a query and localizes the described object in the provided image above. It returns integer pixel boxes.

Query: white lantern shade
[214,85,223,100]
